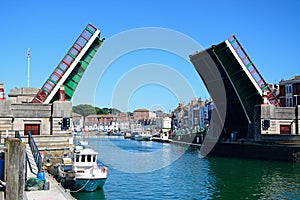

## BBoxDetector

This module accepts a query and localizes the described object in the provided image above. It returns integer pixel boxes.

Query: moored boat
[71,142,108,192]
[140,131,152,141]
[132,131,152,141]
[130,131,140,140]
[55,135,108,192]
[124,132,131,139]
[57,153,76,189]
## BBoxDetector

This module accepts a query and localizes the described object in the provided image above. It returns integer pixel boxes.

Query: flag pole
[27,48,30,88]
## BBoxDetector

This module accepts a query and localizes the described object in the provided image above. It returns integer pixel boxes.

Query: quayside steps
[32,24,104,104]
[16,132,43,179]
[25,144,39,177]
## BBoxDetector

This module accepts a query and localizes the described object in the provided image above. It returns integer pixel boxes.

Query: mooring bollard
[5,138,26,200]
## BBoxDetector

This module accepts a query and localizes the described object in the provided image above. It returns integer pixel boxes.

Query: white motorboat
[71,142,108,192]
[57,136,108,192]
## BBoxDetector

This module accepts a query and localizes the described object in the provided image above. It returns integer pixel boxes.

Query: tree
[72,104,97,117]
[94,107,102,115]
[102,107,109,115]
[73,104,122,116]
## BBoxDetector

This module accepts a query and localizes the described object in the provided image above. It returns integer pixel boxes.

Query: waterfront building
[133,108,156,123]
[254,104,300,138]
[0,86,73,148]
[118,112,130,122]
[279,75,300,107]
[72,112,84,132]
[171,98,208,134]
[256,78,300,137]
[84,114,100,131]
[116,112,130,131]
[0,87,72,135]
[84,114,119,131]
[172,102,185,130]
[189,98,206,131]
[155,117,172,131]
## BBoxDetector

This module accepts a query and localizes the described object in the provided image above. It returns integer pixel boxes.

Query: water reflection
[208,157,300,199]
[72,188,107,200]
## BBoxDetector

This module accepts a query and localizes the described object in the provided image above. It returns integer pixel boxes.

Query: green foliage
[72,104,96,117]
[102,107,109,115]
[73,104,121,116]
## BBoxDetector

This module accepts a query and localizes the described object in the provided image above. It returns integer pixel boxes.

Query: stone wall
[8,87,39,103]
[11,103,51,118]
[254,105,300,140]
[0,100,73,138]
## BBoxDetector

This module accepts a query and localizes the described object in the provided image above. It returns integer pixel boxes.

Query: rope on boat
[70,179,90,193]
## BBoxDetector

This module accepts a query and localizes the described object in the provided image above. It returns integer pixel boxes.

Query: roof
[85,114,117,118]
[133,108,149,112]
[76,146,98,155]
[279,75,300,85]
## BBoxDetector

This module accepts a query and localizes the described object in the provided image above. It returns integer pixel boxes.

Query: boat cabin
[74,145,98,168]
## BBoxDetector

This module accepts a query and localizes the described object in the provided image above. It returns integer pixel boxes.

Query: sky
[1,0,299,112]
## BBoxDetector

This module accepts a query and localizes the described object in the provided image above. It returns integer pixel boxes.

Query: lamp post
[294,94,300,135]
[294,94,300,106]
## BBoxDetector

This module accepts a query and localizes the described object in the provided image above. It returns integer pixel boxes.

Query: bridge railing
[32,24,100,103]
[227,35,281,107]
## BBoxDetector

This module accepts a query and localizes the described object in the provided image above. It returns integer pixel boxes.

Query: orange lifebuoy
[101,167,106,173]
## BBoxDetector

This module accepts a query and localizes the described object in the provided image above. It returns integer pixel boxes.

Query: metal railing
[27,131,43,173]
[15,131,35,178]
[0,130,22,144]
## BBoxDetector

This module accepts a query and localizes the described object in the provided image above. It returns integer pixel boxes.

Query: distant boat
[130,131,140,140]
[124,132,131,139]
[108,131,123,136]
[134,134,143,141]
[131,131,152,141]
[139,131,152,141]
[152,131,171,143]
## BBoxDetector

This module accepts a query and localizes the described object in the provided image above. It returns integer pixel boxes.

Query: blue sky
[1,0,299,112]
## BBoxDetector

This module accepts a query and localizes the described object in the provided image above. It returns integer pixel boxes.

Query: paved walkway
[24,172,75,200]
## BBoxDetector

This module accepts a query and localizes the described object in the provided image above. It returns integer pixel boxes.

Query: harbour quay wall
[208,141,300,162]
[170,139,300,162]
[172,132,205,144]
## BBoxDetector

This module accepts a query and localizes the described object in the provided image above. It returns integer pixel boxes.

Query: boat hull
[74,178,106,192]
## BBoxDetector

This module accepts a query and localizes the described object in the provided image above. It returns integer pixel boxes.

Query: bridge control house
[0,86,73,147]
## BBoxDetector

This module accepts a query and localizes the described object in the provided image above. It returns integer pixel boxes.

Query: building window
[286,97,292,107]
[286,85,292,94]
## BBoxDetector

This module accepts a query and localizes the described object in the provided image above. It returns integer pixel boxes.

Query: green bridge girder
[51,37,104,102]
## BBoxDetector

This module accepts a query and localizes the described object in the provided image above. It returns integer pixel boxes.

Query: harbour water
[72,136,300,200]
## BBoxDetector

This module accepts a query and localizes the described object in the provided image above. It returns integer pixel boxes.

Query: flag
[27,48,30,58]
